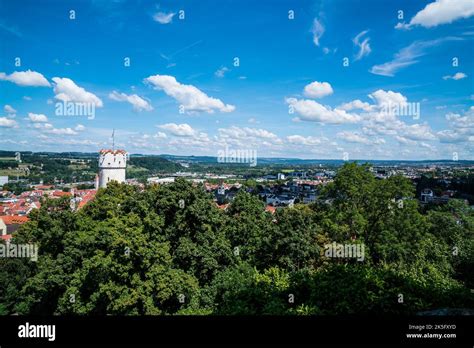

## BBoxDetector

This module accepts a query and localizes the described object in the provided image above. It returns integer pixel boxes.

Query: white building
[98,149,127,188]
[420,189,434,203]
[0,176,8,186]
[147,177,175,184]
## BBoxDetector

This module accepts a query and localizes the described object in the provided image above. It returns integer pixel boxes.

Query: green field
[0,170,24,177]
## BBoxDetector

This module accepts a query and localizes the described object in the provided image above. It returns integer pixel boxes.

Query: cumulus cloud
[368,89,408,108]
[52,77,103,107]
[437,129,466,143]
[218,126,280,141]
[47,127,78,136]
[303,81,333,99]
[153,11,175,24]
[446,107,474,129]
[353,30,371,61]
[28,112,48,123]
[398,0,474,29]
[0,117,17,128]
[109,91,153,111]
[0,69,50,87]
[154,131,167,139]
[286,135,322,145]
[430,107,474,144]
[144,74,235,113]
[310,18,325,46]
[338,99,372,112]
[442,72,467,80]
[215,67,229,78]
[75,124,85,131]
[400,123,436,141]
[286,97,361,124]
[158,123,196,136]
[33,123,53,130]
[337,131,373,145]
[4,105,16,115]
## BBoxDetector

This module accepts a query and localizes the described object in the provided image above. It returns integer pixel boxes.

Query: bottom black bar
[0,316,473,346]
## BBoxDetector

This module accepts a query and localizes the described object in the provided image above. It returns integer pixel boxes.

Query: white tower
[98,149,127,188]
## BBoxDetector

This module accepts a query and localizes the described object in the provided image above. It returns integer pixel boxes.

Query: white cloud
[0,117,17,128]
[153,12,175,24]
[4,105,16,115]
[52,77,103,107]
[395,136,417,145]
[337,131,372,145]
[28,112,48,123]
[218,126,280,141]
[401,0,474,29]
[445,107,474,129]
[144,74,235,113]
[215,67,229,78]
[400,123,436,141]
[23,96,32,101]
[368,89,408,108]
[109,91,153,111]
[0,69,50,87]
[338,99,372,112]
[437,129,466,143]
[286,135,322,145]
[311,18,325,47]
[353,30,371,61]
[33,123,53,130]
[154,131,167,139]
[394,22,411,30]
[370,38,458,76]
[303,81,333,99]
[158,123,196,136]
[32,122,78,136]
[248,118,259,124]
[242,127,279,140]
[75,124,85,131]
[286,97,361,124]
[442,72,467,80]
[46,127,78,136]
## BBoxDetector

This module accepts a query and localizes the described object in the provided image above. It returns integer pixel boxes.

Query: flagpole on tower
[112,129,115,151]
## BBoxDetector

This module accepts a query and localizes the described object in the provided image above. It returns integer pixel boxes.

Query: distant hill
[1,150,473,167]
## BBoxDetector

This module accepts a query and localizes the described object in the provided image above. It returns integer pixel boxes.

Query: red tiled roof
[1,234,12,241]
[35,185,53,190]
[1,215,29,224]
[52,191,72,197]
[216,203,229,210]
[265,205,276,214]
[99,149,127,155]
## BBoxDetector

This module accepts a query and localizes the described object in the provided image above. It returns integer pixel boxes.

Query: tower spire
[112,129,115,151]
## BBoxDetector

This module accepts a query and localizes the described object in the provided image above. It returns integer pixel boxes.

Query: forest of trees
[0,163,472,315]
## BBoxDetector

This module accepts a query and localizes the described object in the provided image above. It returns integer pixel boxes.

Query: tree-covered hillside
[1,163,472,315]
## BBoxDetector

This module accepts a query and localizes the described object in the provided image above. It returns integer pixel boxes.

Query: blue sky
[0,0,473,160]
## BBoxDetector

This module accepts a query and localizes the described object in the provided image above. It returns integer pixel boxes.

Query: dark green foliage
[0,164,472,315]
